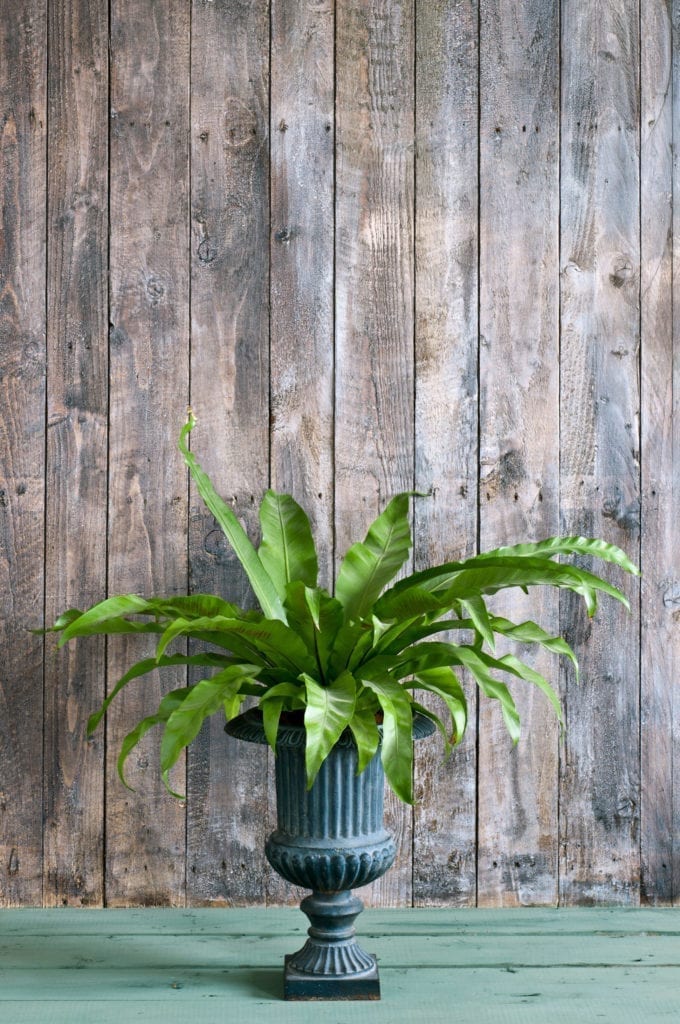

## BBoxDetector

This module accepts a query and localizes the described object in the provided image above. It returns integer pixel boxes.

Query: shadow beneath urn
[237,967,283,1000]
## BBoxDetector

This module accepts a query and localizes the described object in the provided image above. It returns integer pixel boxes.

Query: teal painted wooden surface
[2,908,679,1022]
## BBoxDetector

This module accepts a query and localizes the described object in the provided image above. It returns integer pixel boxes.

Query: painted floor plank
[1,931,677,970]
[3,909,679,1022]
[3,906,679,935]
[3,969,680,1023]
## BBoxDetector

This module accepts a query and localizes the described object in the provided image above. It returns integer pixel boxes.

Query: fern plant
[49,411,639,804]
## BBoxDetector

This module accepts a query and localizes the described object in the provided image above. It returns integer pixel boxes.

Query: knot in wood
[145,276,165,305]
[662,582,680,609]
[275,226,297,244]
[198,238,217,264]
[223,98,258,147]
[609,255,634,289]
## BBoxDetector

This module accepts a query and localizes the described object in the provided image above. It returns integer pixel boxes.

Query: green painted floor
[2,906,679,1022]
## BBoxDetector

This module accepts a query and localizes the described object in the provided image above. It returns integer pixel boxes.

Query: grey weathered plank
[559,0,641,904]
[335,0,416,907]
[477,0,561,906]
[186,0,271,906]
[0,0,47,907]
[269,0,335,588]
[43,0,109,908]
[672,0,680,910]
[639,0,676,905]
[266,0,335,905]
[412,0,479,907]
[106,0,190,905]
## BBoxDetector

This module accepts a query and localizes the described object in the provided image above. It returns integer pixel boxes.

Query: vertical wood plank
[270,0,335,588]
[672,0,680,906]
[672,0,680,909]
[43,0,108,908]
[107,0,190,905]
[267,0,335,905]
[0,0,47,907]
[559,0,641,905]
[413,0,479,907]
[476,0,561,907]
[640,0,675,905]
[186,0,271,906]
[335,0,415,907]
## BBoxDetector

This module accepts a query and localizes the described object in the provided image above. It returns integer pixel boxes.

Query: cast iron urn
[225,708,434,1000]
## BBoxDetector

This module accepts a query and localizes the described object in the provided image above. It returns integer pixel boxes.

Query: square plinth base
[283,954,381,1001]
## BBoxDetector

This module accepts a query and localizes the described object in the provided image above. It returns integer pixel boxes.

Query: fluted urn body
[265,716,396,892]
[225,708,434,1000]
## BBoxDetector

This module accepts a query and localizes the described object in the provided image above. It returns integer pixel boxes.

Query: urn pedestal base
[283,890,380,1000]
[284,954,380,1001]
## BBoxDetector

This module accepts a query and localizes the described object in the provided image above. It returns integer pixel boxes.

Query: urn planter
[225,708,435,1000]
[48,417,639,1003]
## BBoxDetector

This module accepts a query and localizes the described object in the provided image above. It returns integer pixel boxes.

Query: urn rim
[225,706,436,747]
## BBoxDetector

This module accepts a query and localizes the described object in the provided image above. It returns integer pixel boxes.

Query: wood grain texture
[43,0,108,908]
[106,0,190,905]
[412,0,479,907]
[186,0,271,906]
[269,0,335,586]
[476,0,561,907]
[267,0,335,906]
[335,0,415,907]
[1,0,679,909]
[559,0,642,905]
[640,0,676,905]
[0,0,47,907]
[672,0,680,909]
[4,907,680,1024]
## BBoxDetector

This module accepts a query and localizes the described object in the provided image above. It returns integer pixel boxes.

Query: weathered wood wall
[0,0,677,908]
